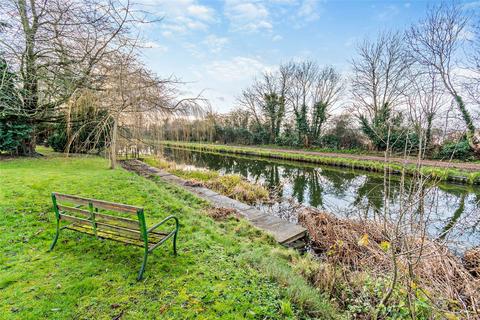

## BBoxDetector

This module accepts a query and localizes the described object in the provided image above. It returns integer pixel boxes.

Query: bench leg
[173,230,178,256]
[137,250,148,281]
[49,221,60,251]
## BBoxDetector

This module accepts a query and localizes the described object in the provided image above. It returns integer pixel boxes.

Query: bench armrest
[147,215,179,233]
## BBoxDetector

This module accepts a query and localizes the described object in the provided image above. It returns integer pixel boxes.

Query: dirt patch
[120,160,158,178]
[206,207,240,221]
[184,180,206,187]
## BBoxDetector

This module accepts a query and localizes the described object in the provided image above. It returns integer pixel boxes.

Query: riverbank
[121,159,306,244]
[141,156,269,204]
[159,141,480,185]
[0,153,340,319]
[126,155,480,318]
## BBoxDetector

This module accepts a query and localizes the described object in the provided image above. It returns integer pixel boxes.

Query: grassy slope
[160,141,480,185]
[0,154,341,320]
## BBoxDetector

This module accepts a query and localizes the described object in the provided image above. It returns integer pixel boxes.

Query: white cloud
[272,34,283,42]
[293,49,313,60]
[224,0,273,32]
[141,41,169,52]
[148,0,216,36]
[297,0,323,23]
[183,42,204,59]
[463,1,480,10]
[205,56,272,81]
[203,35,229,53]
[186,56,274,111]
[224,0,324,32]
[344,36,357,48]
[459,27,476,41]
[187,4,215,21]
[270,0,298,4]
[376,5,400,21]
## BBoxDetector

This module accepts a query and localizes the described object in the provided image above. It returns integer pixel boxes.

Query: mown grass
[160,141,480,185]
[143,156,269,204]
[0,153,342,319]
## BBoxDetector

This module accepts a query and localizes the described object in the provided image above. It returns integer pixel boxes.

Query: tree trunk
[425,114,433,154]
[454,95,480,155]
[110,116,118,169]
[18,0,39,156]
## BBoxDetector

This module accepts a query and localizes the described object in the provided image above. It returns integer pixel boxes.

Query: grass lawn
[0,154,341,319]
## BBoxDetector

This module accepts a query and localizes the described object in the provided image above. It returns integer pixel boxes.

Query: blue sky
[137,0,458,112]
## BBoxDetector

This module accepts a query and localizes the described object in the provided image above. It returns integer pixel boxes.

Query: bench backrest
[52,192,147,240]
[54,193,142,214]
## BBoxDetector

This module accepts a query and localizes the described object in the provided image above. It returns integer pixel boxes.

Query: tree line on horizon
[1,1,480,162]
[162,3,480,161]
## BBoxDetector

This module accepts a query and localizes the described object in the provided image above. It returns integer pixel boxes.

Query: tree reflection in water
[159,146,480,249]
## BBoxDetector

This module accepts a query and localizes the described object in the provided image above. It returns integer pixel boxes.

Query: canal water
[157,146,480,251]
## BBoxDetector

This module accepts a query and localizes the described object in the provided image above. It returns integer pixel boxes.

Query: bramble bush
[434,138,475,161]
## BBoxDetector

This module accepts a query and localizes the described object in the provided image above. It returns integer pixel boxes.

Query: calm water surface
[157,146,480,251]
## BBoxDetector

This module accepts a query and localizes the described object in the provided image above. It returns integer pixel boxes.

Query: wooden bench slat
[54,193,141,214]
[58,214,146,241]
[59,213,92,225]
[96,222,143,239]
[96,222,165,242]
[66,223,164,245]
[66,224,145,247]
[57,204,140,229]
[57,205,90,218]
[95,213,140,229]
[57,203,168,239]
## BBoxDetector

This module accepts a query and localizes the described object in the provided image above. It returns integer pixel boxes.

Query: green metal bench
[49,192,179,280]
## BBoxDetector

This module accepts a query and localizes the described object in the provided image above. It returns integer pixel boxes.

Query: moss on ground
[0,154,342,319]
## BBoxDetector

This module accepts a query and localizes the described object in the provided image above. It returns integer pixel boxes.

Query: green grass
[159,141,480,185]
[254,144,372,156]
[0,154,342,319]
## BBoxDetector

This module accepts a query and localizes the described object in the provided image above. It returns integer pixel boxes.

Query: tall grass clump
[238,248,344,320]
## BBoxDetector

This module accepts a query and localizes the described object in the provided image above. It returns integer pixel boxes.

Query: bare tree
[351,31,411,120]
[237,65,295,143]
[290,61,317,141]
[405,66,447,154]
[285,61,344,146]
[310,66,343,139]
[235,61,342,147]
[63,49,205,168]
[407,2,480,155]
[237,87,262,126]
[351,32,412,151]
[0,0,137,154]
